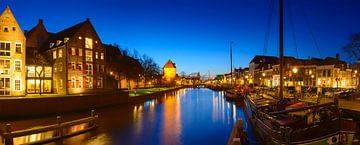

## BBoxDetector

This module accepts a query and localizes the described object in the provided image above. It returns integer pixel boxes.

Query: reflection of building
[27,19,106,95]
[0,7,26,96]
[163,60,176,85]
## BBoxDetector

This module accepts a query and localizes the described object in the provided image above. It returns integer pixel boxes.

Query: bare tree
[342,32,360,63]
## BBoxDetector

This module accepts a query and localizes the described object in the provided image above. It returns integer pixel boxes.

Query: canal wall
[0,91,129,119]
[129,86,184,103]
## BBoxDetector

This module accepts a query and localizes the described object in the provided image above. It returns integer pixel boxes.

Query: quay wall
[0,91,129,119]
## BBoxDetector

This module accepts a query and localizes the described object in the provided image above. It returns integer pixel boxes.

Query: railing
[1,110,98,145]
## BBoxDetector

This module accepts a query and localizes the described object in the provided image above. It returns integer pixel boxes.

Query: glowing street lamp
[292,68,298,74]
[262,73,266,77]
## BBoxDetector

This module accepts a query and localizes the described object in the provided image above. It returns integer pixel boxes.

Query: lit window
[100,53,104,60]
[36,66,43,77]
[71,62,76,70]
[58,49,62,58]
[59,79,63,89]
[79,49,82,56]
[50,43,54,48]
[64,37,69,43]
[95,52,98,59]
[72,77,76,88]
[86,63,93,75]
[15,80,20,90]
[58,62,62,72]
[85,37,93,49]
[56,40,62,46]
[53,51,57,59]
[86,77,93,89]
[72,48,76,55]
[14,60,21,71]
[0,60,10,75]
[0,42,11,56]
[15,43,21,53]
[85,50,93,62]
[78,77,83,88]
[45,67,52,77]
[54,64,57,72]
[27,66,35,77]
[97,77,103,88]
[77,63,83,71]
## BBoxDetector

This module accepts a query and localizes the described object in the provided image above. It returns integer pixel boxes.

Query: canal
[2,88,257,145]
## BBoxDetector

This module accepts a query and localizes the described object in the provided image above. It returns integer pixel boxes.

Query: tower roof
[163,60,176,68]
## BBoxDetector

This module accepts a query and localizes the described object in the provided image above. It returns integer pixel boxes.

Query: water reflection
[2,88,256,145]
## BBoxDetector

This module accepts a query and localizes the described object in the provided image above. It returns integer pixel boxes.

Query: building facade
[0,7,26,96]
[163,60,176,85]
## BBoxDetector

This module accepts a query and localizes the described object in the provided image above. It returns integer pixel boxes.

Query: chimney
[336,53,340,60]
[38,19,43,25]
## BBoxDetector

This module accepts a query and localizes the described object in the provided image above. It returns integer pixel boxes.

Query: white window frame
[14,80,21,91]
[15,43,22,54]
[14,60,21,71]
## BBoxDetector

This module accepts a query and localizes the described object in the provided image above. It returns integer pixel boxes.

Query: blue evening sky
[4,0,360,76]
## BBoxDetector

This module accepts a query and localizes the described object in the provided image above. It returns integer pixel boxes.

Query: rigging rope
[300,1,323,58]
[287,0,299,58]
[263,0,275,56]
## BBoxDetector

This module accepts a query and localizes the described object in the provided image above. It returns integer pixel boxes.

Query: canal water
[1,88,257,145]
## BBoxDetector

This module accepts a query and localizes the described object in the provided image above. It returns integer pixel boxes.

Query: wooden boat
[225,89,244,102]
[244,93,357,145]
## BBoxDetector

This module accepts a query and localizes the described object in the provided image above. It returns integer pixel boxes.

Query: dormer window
[56,40,62,46]
[12,27,15,31]
[3,26,8,32]
[50,43,55,48]
[64,37,69,43]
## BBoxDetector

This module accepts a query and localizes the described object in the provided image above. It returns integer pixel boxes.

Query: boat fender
[327,135,339,145]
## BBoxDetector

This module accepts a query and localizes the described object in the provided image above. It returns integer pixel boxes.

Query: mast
[279,0,284,99]
[230,41,233,87]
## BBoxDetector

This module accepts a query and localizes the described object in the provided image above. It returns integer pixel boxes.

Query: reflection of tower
[161,93,181,145]
[163,60,176,85]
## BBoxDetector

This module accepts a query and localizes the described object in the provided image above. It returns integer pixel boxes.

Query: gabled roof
[26,47,52,66]
[250,55,278,64]
[164,60,176,68]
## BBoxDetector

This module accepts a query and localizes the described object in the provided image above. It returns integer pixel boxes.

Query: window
[95,52,98,59]
[71,62,76,70]
[85,37,93,49]
[12,27,16,31]
[86,77,93,89]
[0,60,10,75]
[64,37,69,43]
[79,49,82,56]
[36,66,43,77]
[15,80,20,90]
[15,43,21,53]
[56,40,62,46]
[50,43,54,48]
[0,42,11,56]
[14,60,21,71]
[3,26,8,32]
[72,77,76,88]
[27,66,35,77]
[44,67,52,77]
[85,50,93,62]
[100,53,104,60]
[53,51,57,59]
[0,78,10,95]
[78,77,83,88]
[97,77,103,88]
[77,63,83,71]
[59,79,63,89]
[54,64,57,72]
[86,63,93,75]
[72,48,76,55]
[58,62,62,72]
[58,49,62,58]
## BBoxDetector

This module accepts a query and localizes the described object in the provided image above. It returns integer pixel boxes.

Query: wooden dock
[0,110,98,145]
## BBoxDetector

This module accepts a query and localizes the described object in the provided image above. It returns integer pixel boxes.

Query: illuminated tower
[163,60,176,84]
[0,7,26,96]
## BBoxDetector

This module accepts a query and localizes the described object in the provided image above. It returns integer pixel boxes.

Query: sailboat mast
[230,41,233,87]
[279,0,284,99]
